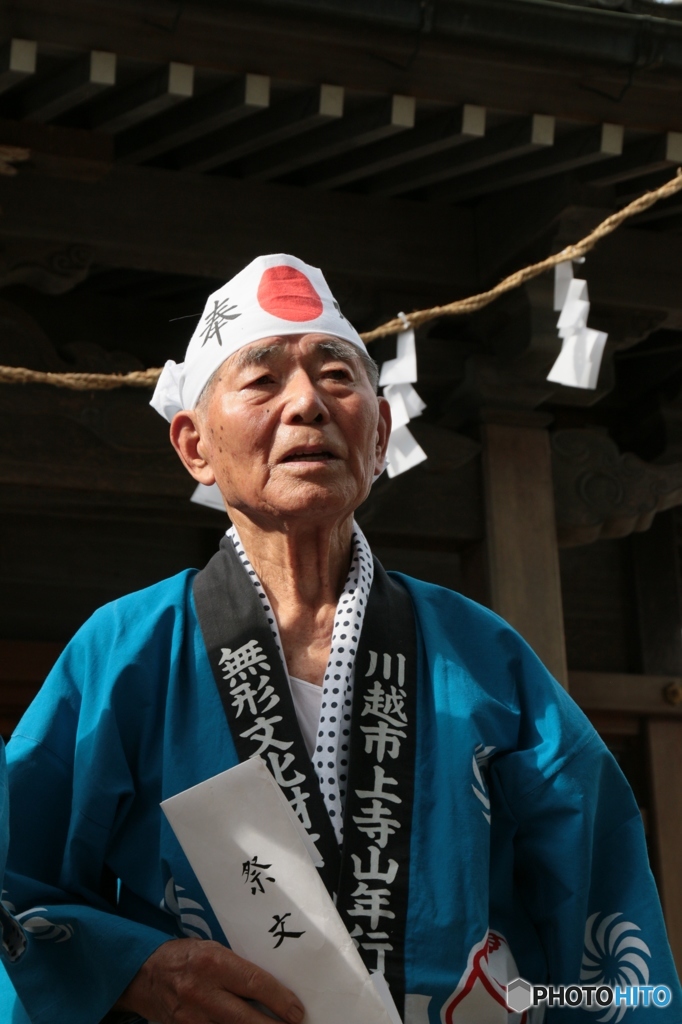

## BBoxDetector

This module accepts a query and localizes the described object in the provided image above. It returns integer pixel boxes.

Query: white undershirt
[289,676,323,758]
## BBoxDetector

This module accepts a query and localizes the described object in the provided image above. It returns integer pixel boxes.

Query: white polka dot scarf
[226,522,374,844]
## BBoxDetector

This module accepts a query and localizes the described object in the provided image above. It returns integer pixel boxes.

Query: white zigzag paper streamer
[380,319,427,478]
[547,261,608,391]
[191,481,225,511]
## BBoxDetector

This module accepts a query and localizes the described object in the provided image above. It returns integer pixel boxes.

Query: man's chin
[263,479,363,519]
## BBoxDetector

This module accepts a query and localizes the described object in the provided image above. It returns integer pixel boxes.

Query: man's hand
[115,938,305,1024]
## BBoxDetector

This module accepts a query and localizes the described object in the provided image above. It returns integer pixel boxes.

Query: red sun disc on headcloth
[257,265,324,322]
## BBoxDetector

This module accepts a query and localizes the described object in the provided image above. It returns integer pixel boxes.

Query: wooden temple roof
[0,0,682,635]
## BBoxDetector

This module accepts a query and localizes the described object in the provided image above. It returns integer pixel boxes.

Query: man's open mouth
[281,450,337,462]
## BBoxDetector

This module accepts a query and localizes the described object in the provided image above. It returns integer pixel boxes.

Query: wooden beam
[8,1,682,134]
[620,168,682,227]
[88,61,194,133]
[569,671,682,716]
[0,162,476,288]
[584,712,641,737]
[172,84,344,174]
[0,683,40,738]
[367,114,554,197]
[0,639,63,683]
[434,123,624,203]
[0,640,64,737]
[629,199,682,228]
[20,50,117,122]
[0,483,228,530]
[473,175,610,288]
[580,131,682,187]
[579,227,682,317]
[0,387,187,499]
[357,422,483,547]
[297,104,485,190]
[647,719,682,977]
[481,417,568,687]
[0,117,112,179]
[0,39,36,95]
[116,73,270,163]
[239,94,416,182]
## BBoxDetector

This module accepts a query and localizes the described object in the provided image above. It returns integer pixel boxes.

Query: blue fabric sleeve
[398,574,681,1021]
[1,626,174,1024]
[492,639,682,1021]
[0,739,26,964]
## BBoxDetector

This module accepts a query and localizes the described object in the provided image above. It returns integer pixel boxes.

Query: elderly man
[1,254,680,1024]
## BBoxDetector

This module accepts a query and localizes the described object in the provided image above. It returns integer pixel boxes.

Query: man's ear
[374,395,392,476]
[169,410,216,485]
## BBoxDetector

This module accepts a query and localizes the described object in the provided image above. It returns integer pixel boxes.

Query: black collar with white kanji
[193,536,418,1009]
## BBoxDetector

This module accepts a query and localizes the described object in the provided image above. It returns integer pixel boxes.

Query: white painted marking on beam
[601,122,624,155]
[462,103,486,138]
[391,94,416,128]
[90,51,116,86]
[9,39,36,75]
[531,113,555,146]
[244,73,270,108]
[319,83,344,118]
[666,131,682,163]
[168,62,194,98]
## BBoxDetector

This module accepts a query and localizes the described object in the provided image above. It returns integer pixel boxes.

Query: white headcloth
[150,253,368,421]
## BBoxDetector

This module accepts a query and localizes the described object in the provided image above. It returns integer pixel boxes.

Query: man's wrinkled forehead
[228,334,361,372]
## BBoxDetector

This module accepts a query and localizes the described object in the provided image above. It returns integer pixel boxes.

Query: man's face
[184,334,391,523]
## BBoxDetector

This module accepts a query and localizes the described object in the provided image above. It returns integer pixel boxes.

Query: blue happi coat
[1,569,679,1022]
[0,739,26,964]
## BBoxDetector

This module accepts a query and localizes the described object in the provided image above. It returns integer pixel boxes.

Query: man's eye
[247,374,275,387]
[324,367,351,380]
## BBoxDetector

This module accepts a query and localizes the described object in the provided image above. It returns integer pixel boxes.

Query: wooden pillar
[647,720,682,976]
[633,510,682,973]
[481,414,568,688]
[633,510,682,677]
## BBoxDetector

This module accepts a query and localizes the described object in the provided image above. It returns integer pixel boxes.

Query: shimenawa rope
[2,169,681,391]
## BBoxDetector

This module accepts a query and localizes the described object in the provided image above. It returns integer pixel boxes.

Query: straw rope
[361,167,682,342]
[0,365,162,390]
[1,168,681,390]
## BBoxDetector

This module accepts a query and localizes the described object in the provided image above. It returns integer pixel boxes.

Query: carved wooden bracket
[0,239,93,294]
[553,429,682,546]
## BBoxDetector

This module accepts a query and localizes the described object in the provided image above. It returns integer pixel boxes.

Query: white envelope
[161,758,402,1024]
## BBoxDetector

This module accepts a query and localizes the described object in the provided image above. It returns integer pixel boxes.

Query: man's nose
[281,372,329,424]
